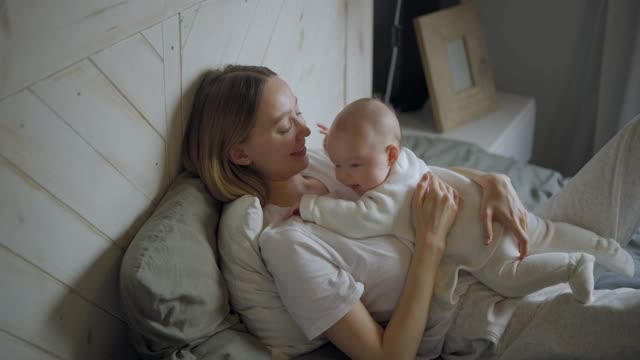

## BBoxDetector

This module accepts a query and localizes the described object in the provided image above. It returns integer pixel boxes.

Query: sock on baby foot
[594,238,635,277]
[568,253,595,304]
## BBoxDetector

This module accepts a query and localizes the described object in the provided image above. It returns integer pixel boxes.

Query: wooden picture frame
[414,3,497,132]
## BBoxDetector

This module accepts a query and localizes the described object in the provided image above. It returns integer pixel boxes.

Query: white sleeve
[259,225,364,340]
[299,191,398,239]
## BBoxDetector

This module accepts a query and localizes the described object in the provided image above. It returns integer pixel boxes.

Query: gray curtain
[474,0,640,176]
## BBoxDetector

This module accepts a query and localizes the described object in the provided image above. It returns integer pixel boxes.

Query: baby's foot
[594,238,635,277]
[568,253,595,304]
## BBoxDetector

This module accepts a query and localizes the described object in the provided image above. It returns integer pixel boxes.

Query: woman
[182,65,640,359]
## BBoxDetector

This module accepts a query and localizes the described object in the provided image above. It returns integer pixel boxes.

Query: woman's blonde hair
[182,65,276,204]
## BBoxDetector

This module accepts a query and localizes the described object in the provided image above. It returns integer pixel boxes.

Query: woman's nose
[295,119,311,138]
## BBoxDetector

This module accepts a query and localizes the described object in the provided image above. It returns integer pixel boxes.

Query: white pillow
[217,195,326,357]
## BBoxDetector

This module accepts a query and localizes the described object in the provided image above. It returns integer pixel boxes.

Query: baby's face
[326,129,391,196]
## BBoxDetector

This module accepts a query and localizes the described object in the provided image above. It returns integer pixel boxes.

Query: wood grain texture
[31,60,166,200]
[163,15,185,183]
[0,331,62,360]
[262,0,346,150]
[181,0,257,91]
[0,247,135,360]
[0,90,152,246]
[92,33,167,140]
[0,1,373,358]
[414,3,497,132]
[0,0,200,99]
[345,0,374,103]
[0,157,124,319]
[142,22,164,61]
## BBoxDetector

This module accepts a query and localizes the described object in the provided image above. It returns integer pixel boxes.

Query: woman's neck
[266,174,326,207]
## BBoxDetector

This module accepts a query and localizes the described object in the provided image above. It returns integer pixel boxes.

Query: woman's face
[241,76,311,181]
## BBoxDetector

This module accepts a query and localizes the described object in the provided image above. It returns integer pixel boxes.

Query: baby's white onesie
[299,148,634,303]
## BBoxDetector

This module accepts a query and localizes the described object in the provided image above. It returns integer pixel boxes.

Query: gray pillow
[119,173,269,359]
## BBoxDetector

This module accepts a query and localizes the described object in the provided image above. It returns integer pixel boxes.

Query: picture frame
[414,3,497,132]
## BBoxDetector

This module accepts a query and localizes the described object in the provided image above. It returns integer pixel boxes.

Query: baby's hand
[286,201,301,219]
[317,123,330,152]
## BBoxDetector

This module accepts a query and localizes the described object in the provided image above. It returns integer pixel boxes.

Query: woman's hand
[471,171,529,259]
[449,167,529,259]
[326,173,459,360]
[412,172,459,254]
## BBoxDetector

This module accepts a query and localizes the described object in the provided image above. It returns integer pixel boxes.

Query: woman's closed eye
[277,118,293,134]
[277,126,292,134]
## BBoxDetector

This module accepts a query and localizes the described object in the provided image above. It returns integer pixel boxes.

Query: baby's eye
[350,163,361,168]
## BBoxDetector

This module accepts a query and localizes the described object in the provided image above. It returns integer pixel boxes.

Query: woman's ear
[386,144,399,166]
[229,145,252,166]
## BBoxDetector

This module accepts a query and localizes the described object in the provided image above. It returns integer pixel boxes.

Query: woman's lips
[291,147,307,157]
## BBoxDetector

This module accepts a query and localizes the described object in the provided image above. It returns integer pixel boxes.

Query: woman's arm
[324,173,459,360]
[449,166,529,259]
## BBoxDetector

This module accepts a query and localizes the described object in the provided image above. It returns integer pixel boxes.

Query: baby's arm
[299,192,396,239]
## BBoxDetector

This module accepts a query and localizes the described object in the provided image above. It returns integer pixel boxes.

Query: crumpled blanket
[442,119,640,359]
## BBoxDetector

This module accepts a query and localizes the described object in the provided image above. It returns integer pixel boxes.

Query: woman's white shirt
[258,149,457,357]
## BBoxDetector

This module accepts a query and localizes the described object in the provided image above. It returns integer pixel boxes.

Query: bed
[4,1,637,358]
[119,132,640,359]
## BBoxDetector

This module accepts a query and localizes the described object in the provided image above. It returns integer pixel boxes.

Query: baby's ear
[386,145,400,166]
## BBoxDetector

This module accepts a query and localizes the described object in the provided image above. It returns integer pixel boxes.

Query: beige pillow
[218,195,326,357]
[120,174,269,359]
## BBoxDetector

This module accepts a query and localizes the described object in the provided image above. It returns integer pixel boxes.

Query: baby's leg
[474,244,595,303]
[528,213,635,276]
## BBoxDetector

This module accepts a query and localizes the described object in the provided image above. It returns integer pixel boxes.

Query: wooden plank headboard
[0,1,372,358]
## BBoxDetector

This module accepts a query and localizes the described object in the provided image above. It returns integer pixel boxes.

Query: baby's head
[325,98,401,196]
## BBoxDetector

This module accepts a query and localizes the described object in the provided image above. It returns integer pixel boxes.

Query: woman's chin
[297,153,310,169]
[290,148,309,168]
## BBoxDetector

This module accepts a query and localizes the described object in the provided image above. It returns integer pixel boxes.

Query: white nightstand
[398,92,536,162]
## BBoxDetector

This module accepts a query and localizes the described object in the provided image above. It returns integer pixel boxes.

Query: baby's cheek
[371,166,389,186]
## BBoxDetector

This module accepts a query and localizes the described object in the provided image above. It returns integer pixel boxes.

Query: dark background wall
[373,0,460,112]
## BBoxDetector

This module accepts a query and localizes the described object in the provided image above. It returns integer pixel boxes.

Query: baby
[295,98,634,304]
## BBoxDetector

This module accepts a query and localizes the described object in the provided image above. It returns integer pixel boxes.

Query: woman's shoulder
[261,207,315,242]
[258,218,331,266]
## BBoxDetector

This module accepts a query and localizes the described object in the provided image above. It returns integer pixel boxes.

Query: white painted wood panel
[260,0,310,90]
[346,0,374,103]
[262,0,346,150]
[0,331,61,360]
[0,247,135,360]
[236,0,285,65]
[181,0,258,92]
[0,90,151,246]
[31,59,166,200]
[142,23,164,61]
[163,15,185,182]
[0,0,200,99]
[92,33,167,140]
[0,1,373,359]
[0,158,123,319]
[180,3,202,52]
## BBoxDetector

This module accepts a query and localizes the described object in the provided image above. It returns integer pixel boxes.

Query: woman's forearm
[449,166,486,182]
[379,238,444,359]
